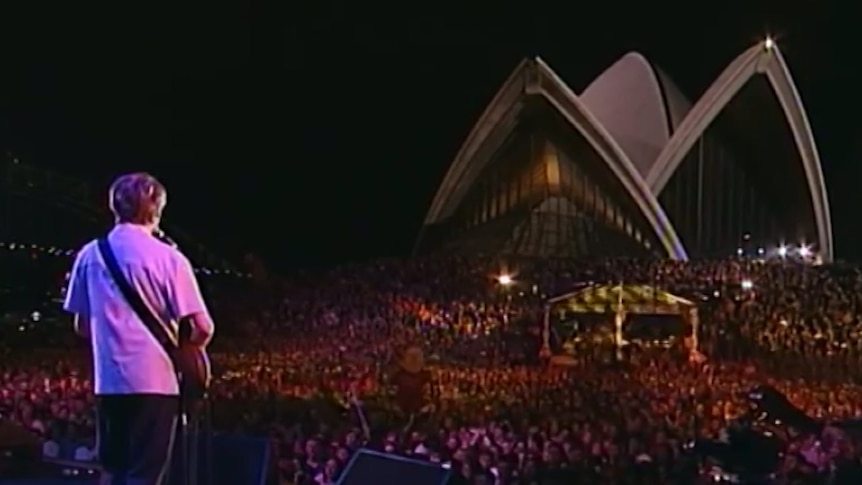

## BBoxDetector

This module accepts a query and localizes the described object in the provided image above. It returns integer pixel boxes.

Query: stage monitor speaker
[336,449,451,485]
[208,433,269,485]
[168,432,270,485]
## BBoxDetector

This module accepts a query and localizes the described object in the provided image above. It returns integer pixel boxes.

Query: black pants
[96,394,179,485]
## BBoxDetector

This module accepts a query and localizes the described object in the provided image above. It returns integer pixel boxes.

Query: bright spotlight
[497,274,513,286]
[736,247,744,256]
[764,36,776,50]
[777,245,788,257]
[757,247,765,256]
[799,245,811,258]
[741,279,753,291]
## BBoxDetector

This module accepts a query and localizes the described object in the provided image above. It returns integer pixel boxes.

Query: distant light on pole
[497,274,513,286]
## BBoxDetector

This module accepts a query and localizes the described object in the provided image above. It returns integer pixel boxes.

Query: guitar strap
[97,237,183,385]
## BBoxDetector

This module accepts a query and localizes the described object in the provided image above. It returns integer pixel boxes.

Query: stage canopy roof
[547,284,695,315]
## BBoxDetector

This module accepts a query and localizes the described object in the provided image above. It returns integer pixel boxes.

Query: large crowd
[4,254,862,483]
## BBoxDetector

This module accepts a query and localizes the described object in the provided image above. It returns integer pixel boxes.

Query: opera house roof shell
[419,39,832,262]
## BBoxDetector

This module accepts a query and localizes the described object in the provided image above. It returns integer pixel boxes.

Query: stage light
[764,36,776,50]
[777,245,788,257]
[798,245,811,258]
[741,279,754,291]
[497,274,513,286]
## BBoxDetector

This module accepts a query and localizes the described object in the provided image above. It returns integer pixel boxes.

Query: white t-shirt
[63,224,213,395]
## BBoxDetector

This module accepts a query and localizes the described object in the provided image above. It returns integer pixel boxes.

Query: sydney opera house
[414,39,833,262]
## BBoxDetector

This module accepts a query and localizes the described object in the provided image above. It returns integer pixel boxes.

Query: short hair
[108,172,167,225]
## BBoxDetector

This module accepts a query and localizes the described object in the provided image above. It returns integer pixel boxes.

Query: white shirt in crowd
[74,445,96,461]
[63,224,213,395]
[43,440,60,459]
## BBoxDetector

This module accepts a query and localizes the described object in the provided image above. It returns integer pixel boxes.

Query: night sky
[2,3,859,270]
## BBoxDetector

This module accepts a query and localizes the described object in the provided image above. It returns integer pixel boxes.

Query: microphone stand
[164,230,212,485]
[176,385,211,485]
[188,396,213,485]
[154,228,179,249]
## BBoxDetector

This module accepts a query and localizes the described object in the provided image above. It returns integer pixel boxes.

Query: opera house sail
[415,39,833,262]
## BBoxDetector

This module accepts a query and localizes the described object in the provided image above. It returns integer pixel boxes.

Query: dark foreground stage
[1,479,96,485]
[0,430,270,485]
[0,461,100,485]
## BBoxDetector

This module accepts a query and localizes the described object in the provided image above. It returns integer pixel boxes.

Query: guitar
[157,231,212,400]
[173,325,212,400]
